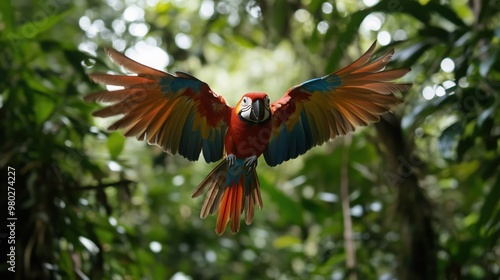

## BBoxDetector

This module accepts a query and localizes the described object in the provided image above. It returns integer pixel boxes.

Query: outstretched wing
[85,48,232,163]
[264,42,413,166]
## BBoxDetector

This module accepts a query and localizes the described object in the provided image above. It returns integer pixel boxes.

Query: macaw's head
[236,92,271,123]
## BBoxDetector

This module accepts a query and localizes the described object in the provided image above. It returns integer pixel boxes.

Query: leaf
[33,92,56,124]
[232,34,258,48]
[325,9,370,72]
[479,47,498,77]
[78,236,100,255]
[456,135,474,161]
[419,25,450,40]
[398,1,432,24]
[429,2,466,27]
[313,252,346,275]
[13,9,70,40]
[64,49,95,78]
[440,161,480,182]
[302,199,329,222]
[401,94,457,129]
[0,0,14,34]
[273,235,301,249]
[477,175,500,234]
[477,105,495,128]
[438,122,463,160]
[392,41,433,67]
[264,183,304,225]
[273,0,290,39]
[402,1,465,27]
[107,132,125,159]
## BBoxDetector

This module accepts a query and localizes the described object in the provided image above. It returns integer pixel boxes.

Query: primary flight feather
[85,42,412,235]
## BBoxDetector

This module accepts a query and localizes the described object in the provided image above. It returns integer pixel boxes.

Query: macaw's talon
[226,154,236,166]
[244,155,258,169]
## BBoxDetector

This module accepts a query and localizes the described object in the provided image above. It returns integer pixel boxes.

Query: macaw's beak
[250,99,267,122]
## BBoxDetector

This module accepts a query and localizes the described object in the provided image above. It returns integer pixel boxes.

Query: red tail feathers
[192,160,262,235]
[216,182,243,234]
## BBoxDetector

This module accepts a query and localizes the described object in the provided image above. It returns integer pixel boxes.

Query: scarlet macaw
[85,42,412,235]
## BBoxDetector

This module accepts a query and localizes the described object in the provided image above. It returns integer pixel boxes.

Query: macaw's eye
[243,97,250,104]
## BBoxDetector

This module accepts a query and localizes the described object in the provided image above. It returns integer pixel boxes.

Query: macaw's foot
[226,154,236,166]
[244,155,258,170]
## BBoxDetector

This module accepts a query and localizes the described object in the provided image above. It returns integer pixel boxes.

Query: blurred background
[1,0,499,279]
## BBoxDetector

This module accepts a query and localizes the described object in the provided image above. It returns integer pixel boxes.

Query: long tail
[192,159,263,235]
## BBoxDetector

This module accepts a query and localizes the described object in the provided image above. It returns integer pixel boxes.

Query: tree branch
[340,135,357,280]
[72,180,134,191]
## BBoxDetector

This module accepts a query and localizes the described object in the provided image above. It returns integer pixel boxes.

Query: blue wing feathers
[159,75,203,94]
[202,129,217,162]
[325,74,341,88]
[300,111,313,152]
[265,109,317,166]
[301,78,329,92]
[287,127,298,159]
[171,77,202,93]
[202,141,212,161]
[277,125,288,163]
[215,127,224,157]
[304,109,320,146]
[202,127,225,163]
[179,111,202,161]
[300,74,341,94]
[180,116,225,163]
[158,74,226,163]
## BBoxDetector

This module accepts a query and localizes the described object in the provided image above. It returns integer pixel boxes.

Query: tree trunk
[375,114,437,280]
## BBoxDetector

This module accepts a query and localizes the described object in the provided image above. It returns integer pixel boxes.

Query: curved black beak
[250,99,266,122]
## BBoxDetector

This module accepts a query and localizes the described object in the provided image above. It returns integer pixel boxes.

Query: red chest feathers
[225,114,272,158]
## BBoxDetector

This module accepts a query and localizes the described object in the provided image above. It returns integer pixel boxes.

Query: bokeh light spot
[363,0,380,7]
[394,29,407,41]
[175,33,193,49]
[322,2,333,14]
[435,85,446,97]
[317,21,329,34]
[129,22,149,37]
[377,31,391,45]
[422,86,435,100]
[123,6,145,22]
[199,0,215,19]
[441,58,455,73]
[149,241,162,253]
[361,13,383,32]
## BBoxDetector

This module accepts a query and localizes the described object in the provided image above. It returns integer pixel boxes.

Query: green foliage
[1,0,499,279]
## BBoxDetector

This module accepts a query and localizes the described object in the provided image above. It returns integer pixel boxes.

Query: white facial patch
[239,96,271,123]
[239,97,252,119]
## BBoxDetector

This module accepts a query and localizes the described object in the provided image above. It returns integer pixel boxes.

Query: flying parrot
[85,42,412,235]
